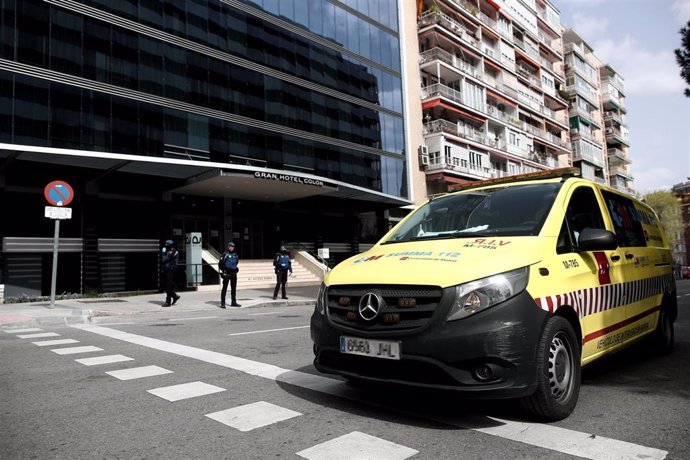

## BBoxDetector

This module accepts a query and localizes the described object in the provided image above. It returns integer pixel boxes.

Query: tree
[675,19,690,98]
[643,191,683,249]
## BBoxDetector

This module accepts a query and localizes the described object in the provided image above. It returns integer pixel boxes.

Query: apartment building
[416,0,571,194]
[600,64,633,194]
[561,29,608,184]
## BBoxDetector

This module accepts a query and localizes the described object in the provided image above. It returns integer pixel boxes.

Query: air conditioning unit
[418,145,430,166]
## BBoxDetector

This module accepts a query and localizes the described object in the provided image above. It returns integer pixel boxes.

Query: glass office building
[0,0,408,296]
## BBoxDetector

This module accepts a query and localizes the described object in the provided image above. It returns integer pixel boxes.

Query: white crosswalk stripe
[106,365,173,381]
[147,381,225,402]
[75,354,134,366]
[32,339,79,347]
[206,401,302,432]
[296,431,418,460]
[17,332,60,339]
[50,346,103,355]
[4,328,44,333]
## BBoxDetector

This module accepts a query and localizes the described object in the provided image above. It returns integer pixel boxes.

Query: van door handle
[611,255,621,261]
[625,253,634,260]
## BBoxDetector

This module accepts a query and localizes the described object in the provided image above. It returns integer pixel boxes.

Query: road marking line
[148,381,225,402]
[171,316,219,321]
[247,312,279,316]
[228,325,310,336]
[296,431,418,460]
[206,401,302,432]
[32,339,79,347]
[106,365,173,381]
[71,324,668,460]
[4,328,44,333]
[17,332,60,339]
[75,354,134,366]
[50,346,103,355]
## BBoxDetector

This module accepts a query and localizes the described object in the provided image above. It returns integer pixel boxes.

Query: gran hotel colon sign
[254,171,325,187]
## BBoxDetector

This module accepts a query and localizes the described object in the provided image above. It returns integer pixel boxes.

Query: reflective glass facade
[0,0,406,197]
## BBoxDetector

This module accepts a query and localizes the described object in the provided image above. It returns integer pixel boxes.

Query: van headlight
[316,283,327,315]
[447,267,529,321]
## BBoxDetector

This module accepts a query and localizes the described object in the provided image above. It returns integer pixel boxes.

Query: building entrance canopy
[0,143,410,206]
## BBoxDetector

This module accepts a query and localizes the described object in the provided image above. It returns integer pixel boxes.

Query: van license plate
[340,336,401,360]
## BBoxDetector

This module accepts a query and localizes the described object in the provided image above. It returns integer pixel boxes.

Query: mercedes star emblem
[358,292,382,321]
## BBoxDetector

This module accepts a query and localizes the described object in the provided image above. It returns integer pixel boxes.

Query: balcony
[424,119,497,147]
[422,83,463,106]
[603,110,624,126]
[538,31,563,55]
[570,128,602,146]
[607,147,630,164]
[572,145,605,168]
[609,165,633,180]
[419,47,483,79]
[601,76,625,95]
[418,11,479,49]
[427,159,493,180]
[605,127,630,146]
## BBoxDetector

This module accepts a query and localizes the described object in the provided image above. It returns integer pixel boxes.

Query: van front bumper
[310,290,549,399]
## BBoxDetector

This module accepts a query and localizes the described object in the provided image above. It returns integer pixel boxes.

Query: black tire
[653,309,674,355]
[520,316,581,421]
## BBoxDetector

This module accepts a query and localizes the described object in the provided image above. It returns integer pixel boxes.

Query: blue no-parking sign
[44,180,74,207]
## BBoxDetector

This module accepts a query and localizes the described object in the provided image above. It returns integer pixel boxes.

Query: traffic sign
[45,206,72,220]
[44,180,74,207]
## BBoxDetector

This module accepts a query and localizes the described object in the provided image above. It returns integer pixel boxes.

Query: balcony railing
[420,47,483,79]
[427,160,492,179]
[538,32,563,54]
[418,10,479,48]
[421,83,463,105]
[609,165,633,180]
[601,76,625,94]
[607,147,630,164]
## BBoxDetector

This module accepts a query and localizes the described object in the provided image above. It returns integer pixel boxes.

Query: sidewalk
[0,284,320,328]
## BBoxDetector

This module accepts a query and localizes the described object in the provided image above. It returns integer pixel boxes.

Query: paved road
[1,281,688,459]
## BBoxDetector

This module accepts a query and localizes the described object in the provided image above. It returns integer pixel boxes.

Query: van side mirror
[577,228,619,251]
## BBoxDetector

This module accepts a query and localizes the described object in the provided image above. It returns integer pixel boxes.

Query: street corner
[0,313,34,325]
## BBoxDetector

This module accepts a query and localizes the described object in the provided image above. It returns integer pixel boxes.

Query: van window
[384,183,561,243]
[602,191,647,247]
[557,186,606,254]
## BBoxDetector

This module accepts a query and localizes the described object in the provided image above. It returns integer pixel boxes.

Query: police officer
[218,241,240,308]
[272,244,292,300]
[161,239,180,307]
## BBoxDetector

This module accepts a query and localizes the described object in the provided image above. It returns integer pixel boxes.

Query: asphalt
[0,284,321,328]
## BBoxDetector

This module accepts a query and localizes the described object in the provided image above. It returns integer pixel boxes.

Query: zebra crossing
[2,325,420,459]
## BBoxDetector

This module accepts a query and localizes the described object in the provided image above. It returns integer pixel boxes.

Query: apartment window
[469,150,482,166]
[508,131,520,147]
[444,145,452,164]
[430,151,440,164]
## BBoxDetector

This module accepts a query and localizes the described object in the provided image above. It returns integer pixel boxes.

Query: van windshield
[383,183,562,244]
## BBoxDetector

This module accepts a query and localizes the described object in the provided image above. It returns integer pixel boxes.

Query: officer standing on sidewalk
[272,244,292,300]
[161,239,180,307]
[218,241,240,308]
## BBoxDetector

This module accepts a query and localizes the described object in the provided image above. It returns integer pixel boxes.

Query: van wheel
[520,316,580,421]
[653,309,674,354]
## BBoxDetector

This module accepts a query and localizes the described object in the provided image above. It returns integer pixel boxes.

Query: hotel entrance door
[233,219,265,259]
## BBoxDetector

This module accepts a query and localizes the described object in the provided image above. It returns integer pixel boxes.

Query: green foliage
[675,19,690,98]
[643,191,683,243]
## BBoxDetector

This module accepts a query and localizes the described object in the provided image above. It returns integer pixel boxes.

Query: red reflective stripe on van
[593,252,611,285]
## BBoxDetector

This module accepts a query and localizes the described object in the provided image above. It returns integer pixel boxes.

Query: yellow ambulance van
[310,169,677,421]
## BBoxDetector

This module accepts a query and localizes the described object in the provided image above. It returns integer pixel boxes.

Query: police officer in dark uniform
[218,241,240,308]
[272,244,292,300]
[161,239,180,307]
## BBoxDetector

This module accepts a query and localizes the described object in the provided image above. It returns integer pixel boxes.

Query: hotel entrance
[232,219,265,259]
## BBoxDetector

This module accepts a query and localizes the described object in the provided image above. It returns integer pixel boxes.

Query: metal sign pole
[49,219,60,309]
